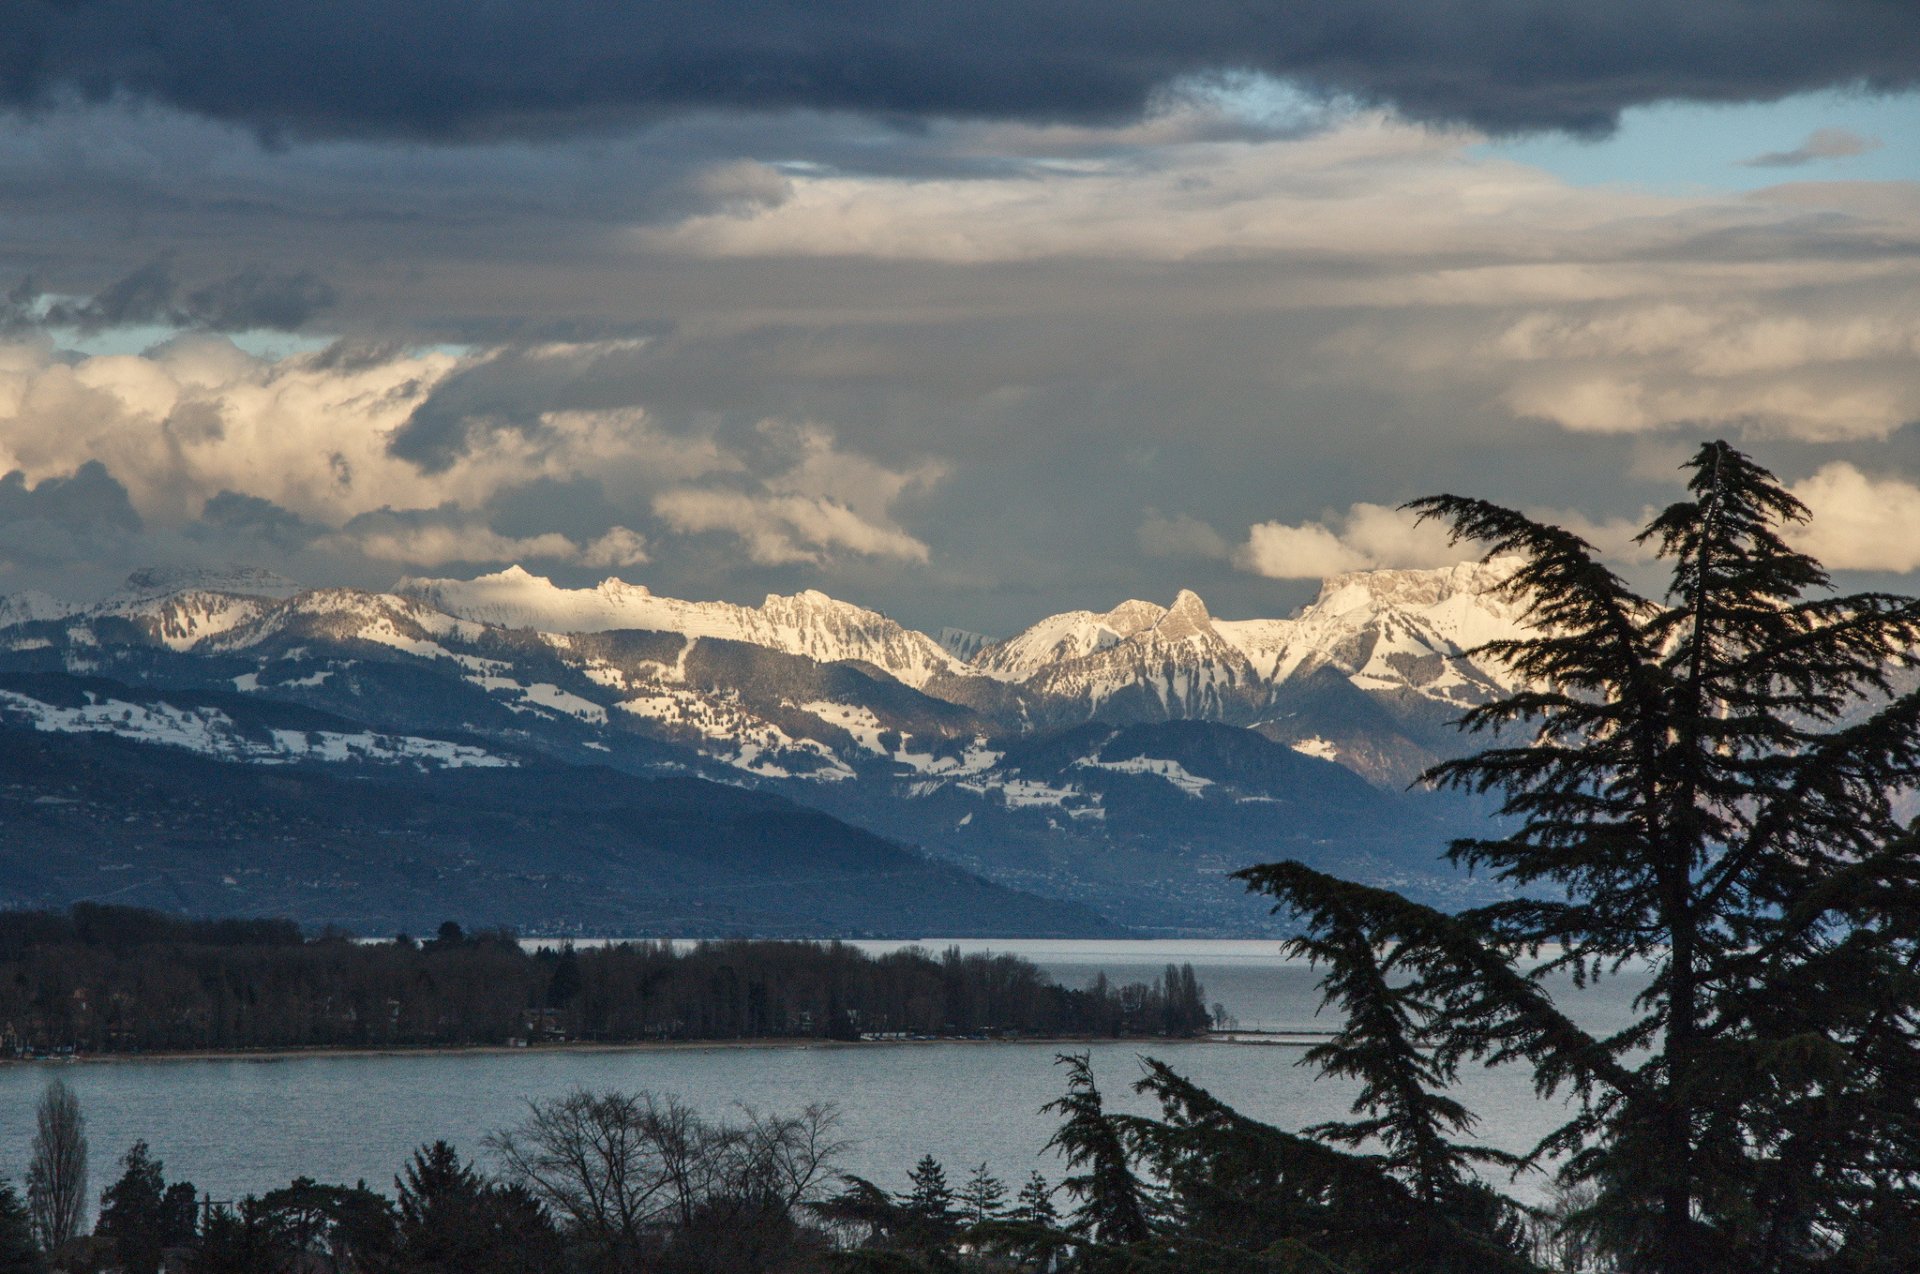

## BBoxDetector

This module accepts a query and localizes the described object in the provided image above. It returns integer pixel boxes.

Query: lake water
[0,940,1646,1210]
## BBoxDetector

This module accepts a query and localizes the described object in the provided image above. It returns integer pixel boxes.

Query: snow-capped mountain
[1008,591,1269,726]
[0,559,1529,931]
[395,566,966,690]
[974,597,1167,680]
[43,566,309,652]
[2,555,1532,784]
[1217,557,1532,701]
[936,627,993,661]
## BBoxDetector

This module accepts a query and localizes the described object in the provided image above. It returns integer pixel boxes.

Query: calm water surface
[0,940,1645,1206]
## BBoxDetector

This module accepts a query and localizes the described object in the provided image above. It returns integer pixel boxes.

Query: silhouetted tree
[1237,441,1920,1274]
[0,1181,43,1274]
[544,948,582,1009]
[25,1081,85,1253]
[94,1146,195,1273]
[192,1198,290,1274]
[956,1164,1007,1226]
[394,1142,490,1272]
[902,1157,954,1230]
[255,1177,396,1272]
[1042,1054,1152,1246]
[1012,1172,1057,1227]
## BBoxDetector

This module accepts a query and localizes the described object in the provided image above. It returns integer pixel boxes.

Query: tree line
[0,912,1213,1054]
[0,1065,1603,1274]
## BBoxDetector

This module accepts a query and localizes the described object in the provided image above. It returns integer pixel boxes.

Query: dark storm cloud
[4,259,335,334]
[0,461,142,567]
[6,1,1918,140]
[190,491,323,553]
[387,340,655,472]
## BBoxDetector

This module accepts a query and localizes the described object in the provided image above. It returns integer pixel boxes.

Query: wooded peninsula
[0,905,1214,1056]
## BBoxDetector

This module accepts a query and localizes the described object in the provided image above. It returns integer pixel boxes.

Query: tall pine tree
[1041,1053,1153,1246]
[1239,440,1920,1274]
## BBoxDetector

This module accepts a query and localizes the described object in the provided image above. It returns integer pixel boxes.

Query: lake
[0,939,1645,1210]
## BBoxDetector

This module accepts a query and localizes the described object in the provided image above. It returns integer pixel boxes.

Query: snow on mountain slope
[987,590,1266,723]
[200,588,492,660]
[974,598,1167,681]
[1217,556,1531,705]
[0,591,71,629]
[394,566,964,688]
[53,567,309,651]
[0,686,512,769]
[0,555,1541,788]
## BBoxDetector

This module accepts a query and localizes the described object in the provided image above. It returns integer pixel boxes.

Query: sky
[2,3,1919,635]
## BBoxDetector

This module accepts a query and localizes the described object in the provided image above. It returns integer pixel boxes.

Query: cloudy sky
[3,2,1919,634]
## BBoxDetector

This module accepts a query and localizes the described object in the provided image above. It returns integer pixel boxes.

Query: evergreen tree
[955,1164,1007,1226]
[392,1140,561,1273]
[96,1142,168,1274]
[160,1182,198,1248]
[194,1198,290,1274]
[1238,441,1920,1274]
[810,1175,903,1249]
[901,1156,954,1228]
[0,1182,44,1274]
[395,1140,489,1269]
[1041,1054,1152,1245]
[256,1177,397,1272]
[544,947,582,1009]
[1012,1173,1057,1226]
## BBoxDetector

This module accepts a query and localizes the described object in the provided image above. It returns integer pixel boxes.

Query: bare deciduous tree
[485,1089,844,1268]
[26,1079,87,1251]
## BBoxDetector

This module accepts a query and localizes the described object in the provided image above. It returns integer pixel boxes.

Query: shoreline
[1,1032,1273,1067]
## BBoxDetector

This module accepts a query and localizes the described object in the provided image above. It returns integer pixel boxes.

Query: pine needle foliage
[1238,441,1920,1274]
[1042,1054,1156,1246]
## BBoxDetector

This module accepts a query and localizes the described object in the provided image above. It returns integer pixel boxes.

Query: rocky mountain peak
[1149,589,1214,642]
[1101,599,1167,636]
[1313,555,1525,615]
[593,576,653,600]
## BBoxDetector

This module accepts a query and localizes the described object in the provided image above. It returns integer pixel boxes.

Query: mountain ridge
[0,559,1527,933]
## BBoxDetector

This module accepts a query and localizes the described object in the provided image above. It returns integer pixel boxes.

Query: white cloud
[653,489,930,564]
[1235,502,1461,579]
[633,109,1920,452]
[1490,302,1920,441]
[1788,463,1920,572]
[0,339,755,527]
[323,512,654,570]
[579,526,652,568]
[651,419,940,565]
[0,336,944,579]
[327,522,580,568]
[639,114,1698,265]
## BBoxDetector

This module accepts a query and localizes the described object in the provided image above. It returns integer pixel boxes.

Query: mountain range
[0,559,1533,935]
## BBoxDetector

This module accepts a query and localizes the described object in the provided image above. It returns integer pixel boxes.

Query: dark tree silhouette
[96,1142,180,1274]
[25,1081,85,1254]
[1238,440,1920,1274]
[1012,1172,1057,1226]
[1042,1053,1153,1247]
[0,1181,43,1274]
